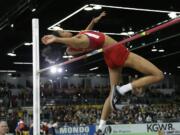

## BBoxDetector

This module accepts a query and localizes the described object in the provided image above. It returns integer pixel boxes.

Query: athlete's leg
[124,52,164,89]
[97,67,122,132]
[111,52,164,111]
[116,52,164,95]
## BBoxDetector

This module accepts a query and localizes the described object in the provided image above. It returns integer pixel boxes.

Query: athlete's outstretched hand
[93,11,106,23]
[41,35,57,45]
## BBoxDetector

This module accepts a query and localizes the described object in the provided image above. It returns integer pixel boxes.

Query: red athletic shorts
[103,43,130,68]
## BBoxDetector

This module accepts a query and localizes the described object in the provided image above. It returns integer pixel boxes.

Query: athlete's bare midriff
[103,34,118,47]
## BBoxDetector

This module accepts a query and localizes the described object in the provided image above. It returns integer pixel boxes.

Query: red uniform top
[68,30,105,52]
[68,30,130,68]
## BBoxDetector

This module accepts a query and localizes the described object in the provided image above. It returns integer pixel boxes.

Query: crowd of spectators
[1,79,180,135]
[1,103,180,135]
[1,80,179,107]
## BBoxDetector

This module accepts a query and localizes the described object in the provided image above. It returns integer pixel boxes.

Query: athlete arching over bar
[41,11,164,135]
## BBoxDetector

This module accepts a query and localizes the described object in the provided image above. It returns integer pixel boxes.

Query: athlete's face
[58,31,73,37]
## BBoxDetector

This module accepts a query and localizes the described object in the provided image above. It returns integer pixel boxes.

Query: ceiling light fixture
[0,70,16,73]
[24,42,32,46]
[93,5,102,10]
[127,31,135,35]
[168,12,178,19]
[57,68,63,73]
[130,45,133,48]
[89,67,99,71]
[8,73,12,76]
[119,32,129,36]
[73,74,79,76]
[10,24,14,28]
[127,27,135,35]
[7,51,16,57]
[151,46,157,52]
[31,8,36,12]
[50,67,57,74]
[13,62,32,65]
[84,6,93,11]
[156,38,159,42]
[62,55,73,59]
[158,49,165,52]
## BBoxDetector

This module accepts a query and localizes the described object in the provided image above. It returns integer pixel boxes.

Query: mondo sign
[56,125,96,135]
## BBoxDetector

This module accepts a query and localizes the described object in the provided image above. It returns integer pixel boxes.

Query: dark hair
[41,45,63,63]
[52,31,60,37]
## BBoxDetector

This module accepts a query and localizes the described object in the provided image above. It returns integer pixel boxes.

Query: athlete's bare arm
[41,34,89,49]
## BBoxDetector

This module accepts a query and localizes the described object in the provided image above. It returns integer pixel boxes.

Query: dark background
[0,0,180,75]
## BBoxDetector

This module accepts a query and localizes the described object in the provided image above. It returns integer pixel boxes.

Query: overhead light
[141,43,146,46]
[89,67,99,71]
[119,32,129,36]
[156,38,159,42]
[10,24,14,28]
[63,76,68,79]
[0,70,16,73]
[128,27,134,35]
[84,6,93,11]
[14,62,32,65]
[151,46,157,52]
[177,66,180,69]
[73,74,79,76]
[168,12,177,19]
[49,79,53,83]
[158,49,165,52]
[50,67,63,74]
[24,42,32,46]
[151,48,157,52]
[93,5,102,10]
[7,51,16,56]
[31,8,36,12]
[63,55,73,59]
[57,68,63,73]
[8,73,12,76]
[128,31,135,35]
[50,67,57,74]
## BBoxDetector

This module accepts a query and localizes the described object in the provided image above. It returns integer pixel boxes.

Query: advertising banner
[96,122,180,135]
[56,125,96,135]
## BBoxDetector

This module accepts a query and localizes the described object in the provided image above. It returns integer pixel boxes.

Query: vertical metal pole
[32,18,40,135]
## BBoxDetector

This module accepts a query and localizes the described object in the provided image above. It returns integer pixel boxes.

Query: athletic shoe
[111,85,121,111]
[94,129,104,135]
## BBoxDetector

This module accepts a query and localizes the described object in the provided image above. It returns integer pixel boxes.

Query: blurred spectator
[15,119,26,135]
[145,115,152,123]
[0,120,9,135]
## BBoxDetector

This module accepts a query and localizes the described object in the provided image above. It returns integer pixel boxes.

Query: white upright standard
[32,18,40,135]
